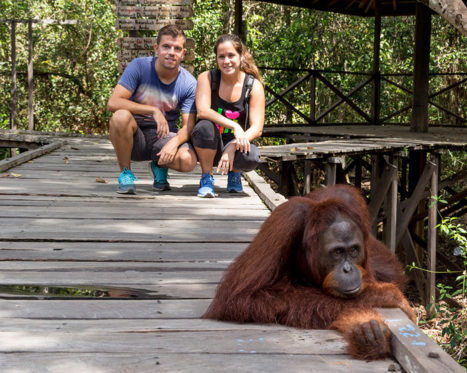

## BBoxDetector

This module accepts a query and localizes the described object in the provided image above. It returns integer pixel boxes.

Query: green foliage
[0,1,465,133]
[0,0,120,133]
[423,292,466,359]
[410,195,466,365]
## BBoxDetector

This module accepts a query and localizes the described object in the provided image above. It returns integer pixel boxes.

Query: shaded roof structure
[255,0,467,35]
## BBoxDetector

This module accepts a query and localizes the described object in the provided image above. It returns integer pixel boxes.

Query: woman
[191,34,265,198]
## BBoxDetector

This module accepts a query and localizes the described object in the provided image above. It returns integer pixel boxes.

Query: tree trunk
[418,0,467,36]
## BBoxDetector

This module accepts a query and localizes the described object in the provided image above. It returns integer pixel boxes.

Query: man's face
[154,35,186,71]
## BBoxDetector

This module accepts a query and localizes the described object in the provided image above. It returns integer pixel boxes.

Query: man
[107,25,197,194]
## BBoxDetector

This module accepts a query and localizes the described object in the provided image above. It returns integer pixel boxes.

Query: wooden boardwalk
[0,134,460,372]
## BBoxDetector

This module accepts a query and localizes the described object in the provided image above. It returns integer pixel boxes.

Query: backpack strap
[210,69,220,93]
[244,74,254,101]
[244,74,255,129]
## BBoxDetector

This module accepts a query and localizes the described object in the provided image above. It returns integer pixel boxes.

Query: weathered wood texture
[0,133,460,372]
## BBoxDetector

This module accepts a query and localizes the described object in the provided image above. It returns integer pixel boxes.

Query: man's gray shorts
[131,115,194,162]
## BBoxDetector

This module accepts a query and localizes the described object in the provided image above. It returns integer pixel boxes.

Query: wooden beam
[371,6,381,124]
[385,156,398,252]
[10,20,17,131]
[27,19,34,131]
[380,308,465,373]
[368,159,397,226]
[427,153,439,305]
[234,0,243,40]
[264,85,312,123]
[265,72,312,107]
[396,160,436,246]
[315,72,372,122]
[243,170,286,211]
[0,140,66,172]
[411,3,431,133]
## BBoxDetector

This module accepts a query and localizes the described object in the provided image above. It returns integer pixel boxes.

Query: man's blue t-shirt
[118,57,197,132]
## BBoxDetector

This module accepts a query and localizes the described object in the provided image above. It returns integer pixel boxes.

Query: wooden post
[354,157,362,189]
[234,0,243,41]
[28,19,34,131]
[427,153,439,306]
[10,20,17,131]
[370,155,382,235]
[371,6,381,125]
[411,3,431,133]
[310,73,316,122]
[385,156,398,252]
[303,160,312,194]
[324,158,340,186]
[279,161,292,196]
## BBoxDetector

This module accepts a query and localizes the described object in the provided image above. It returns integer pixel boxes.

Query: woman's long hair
[214,34,262,83]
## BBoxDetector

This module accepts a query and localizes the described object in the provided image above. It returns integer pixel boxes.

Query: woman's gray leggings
[191,119,261,172]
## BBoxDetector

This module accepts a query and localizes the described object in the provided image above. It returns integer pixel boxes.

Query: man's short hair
[157,25,186,46]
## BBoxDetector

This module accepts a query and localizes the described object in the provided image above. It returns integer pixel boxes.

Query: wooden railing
[260,66,467,127]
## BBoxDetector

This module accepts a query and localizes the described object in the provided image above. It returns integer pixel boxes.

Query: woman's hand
[233,125,250,153]
[217,143,236,175]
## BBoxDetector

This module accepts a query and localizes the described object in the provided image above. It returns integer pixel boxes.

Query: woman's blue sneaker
[198,172,216,198]
[148,161,171,191]
[227,171,243,193]
[117,168,137,194]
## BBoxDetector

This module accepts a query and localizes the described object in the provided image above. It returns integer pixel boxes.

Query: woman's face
[216,41,241,75]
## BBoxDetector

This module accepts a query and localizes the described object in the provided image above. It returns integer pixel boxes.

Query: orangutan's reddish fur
[203,185,415,360]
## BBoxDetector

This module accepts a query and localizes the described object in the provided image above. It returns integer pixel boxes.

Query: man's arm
[157,112,196,165]
[107,84,169,138]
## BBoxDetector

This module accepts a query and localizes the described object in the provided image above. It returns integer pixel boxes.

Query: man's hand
[157,137,179,166]
[153,109,170,139]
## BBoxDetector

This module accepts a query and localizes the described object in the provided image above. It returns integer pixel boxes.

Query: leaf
[95,177,108,184]
[63,157,69,164]
[10,172,21,178]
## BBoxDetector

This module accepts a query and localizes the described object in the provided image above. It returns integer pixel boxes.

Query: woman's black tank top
[210,69,253,142]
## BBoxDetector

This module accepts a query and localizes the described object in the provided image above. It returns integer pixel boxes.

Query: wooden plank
[118,37,195,49]
[0,283,217,299]
[117,5,193,18]
[0,299,209,318]
[0,176,265,200]
[243,170,286,210]
[0,269,224,285]
[0,328,347,355]
[0,241,245,262]
[380,308,465,373]
[0,352,396,372]
[0,194,268,208]
[0,260,228,270]
[0,193,269,207]
[0,203,269,220]
[0,140,65,172]
[0,318,291,331]
[116,18,193,31]
[0,217,262,241]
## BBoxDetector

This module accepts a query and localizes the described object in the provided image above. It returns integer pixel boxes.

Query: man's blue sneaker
[198,172,216,198]
[227,171,243,193]
[117,168,137,194]
[148,160,171,191]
